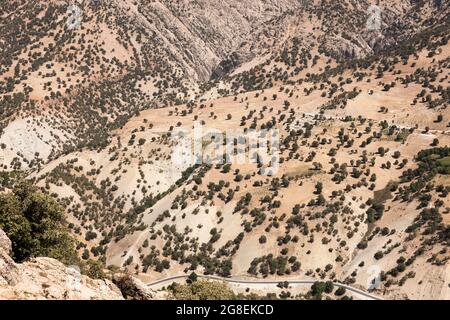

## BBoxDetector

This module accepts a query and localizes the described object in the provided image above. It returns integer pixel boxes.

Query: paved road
[146,274,383,300]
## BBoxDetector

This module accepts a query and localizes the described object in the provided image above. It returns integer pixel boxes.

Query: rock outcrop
[0,229,19,287]
[0,229,123,300]
[113,274,158,300]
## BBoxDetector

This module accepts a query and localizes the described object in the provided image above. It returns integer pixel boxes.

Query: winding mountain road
[146,274,384,300]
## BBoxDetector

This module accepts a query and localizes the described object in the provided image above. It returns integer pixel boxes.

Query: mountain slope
[0,0,449,300]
